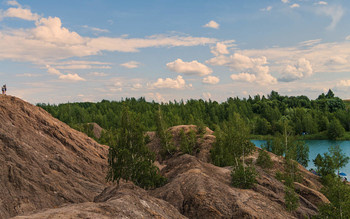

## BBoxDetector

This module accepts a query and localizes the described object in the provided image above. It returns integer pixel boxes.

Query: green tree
[106,105,166,189]
[329,145,350,176]
[327,119,345,140]
[256,149,273,169]
[155,106,176,157]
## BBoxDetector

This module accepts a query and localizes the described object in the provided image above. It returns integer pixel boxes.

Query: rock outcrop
[12,182,187,219]
[151,150,328,219]
[0,95,108,218]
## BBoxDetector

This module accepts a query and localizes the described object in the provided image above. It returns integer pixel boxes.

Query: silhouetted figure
[2,84,6,95]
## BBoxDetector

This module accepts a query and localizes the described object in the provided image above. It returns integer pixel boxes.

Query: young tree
[155,106,175,157]
[329,145,350,176]
[106,105,166,189]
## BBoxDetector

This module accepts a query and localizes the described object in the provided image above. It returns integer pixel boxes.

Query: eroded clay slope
[0,95,108,218]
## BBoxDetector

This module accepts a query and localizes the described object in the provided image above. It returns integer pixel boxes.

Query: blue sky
[1,0,350,103]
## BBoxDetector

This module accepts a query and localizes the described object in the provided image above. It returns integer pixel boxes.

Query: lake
[251,140,350,176]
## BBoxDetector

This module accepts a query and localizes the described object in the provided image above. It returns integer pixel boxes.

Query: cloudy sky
[1,0,350,103]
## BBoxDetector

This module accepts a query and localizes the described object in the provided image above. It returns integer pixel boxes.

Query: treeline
[37,89,348,140]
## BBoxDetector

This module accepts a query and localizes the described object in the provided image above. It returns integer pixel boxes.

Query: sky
[1,0,350,104]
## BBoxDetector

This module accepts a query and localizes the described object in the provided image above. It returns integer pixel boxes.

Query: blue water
[251,140,350,176]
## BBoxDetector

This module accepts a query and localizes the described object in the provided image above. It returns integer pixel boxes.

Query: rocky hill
[0,96,330,218]
[0,95,109,218]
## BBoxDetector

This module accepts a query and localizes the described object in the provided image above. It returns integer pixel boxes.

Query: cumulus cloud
[231,73,257,83]
[59,73,85,81]
[207,53,277,85]
[281,0,289,3]
[120,61,140,69]
[290,4,300,9]
[33,17,85,45]
[279,58,313,82]
[166,59,212,76]
[203,20,219,29]
[211,42,230,56]
[150,75,191,89]
[202,76,220,84]
[1,7,40,21]
[317,5,344,30]
[46,65,85,81]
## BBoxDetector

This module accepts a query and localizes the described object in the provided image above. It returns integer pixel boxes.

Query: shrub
[231,163,257,189]
[256,149,273,169]
[284,187,299,212]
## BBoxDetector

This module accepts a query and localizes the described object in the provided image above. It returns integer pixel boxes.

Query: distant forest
[37,89,350,140]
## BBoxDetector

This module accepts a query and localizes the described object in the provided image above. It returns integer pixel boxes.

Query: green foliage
[155,106,176,157]
[284,187,299,212]
[327,118,345,140]
[211,113,255,167]
[38,90,349,141]
[316,175,350,218]
[231,163,257,189]
[313,145,349,177]
[106,105,166,189]
[256,149,273,169]
[179,128,197,155]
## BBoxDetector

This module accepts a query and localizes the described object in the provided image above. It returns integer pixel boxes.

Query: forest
[37,89,350,216]
[37,89,349,141]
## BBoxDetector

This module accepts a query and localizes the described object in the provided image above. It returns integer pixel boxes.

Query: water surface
[251,140,350,176]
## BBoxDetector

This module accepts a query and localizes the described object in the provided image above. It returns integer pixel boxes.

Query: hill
[0,95,331,218]
[0,95,109,218]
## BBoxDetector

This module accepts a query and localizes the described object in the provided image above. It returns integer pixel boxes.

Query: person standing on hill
[2,84,6,95]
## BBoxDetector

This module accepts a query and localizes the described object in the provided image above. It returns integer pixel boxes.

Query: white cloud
[317,5,344,30]
[317,1,328,5]
[281,0,289,3]
[120,61,140,69]
[202,76,220,84]
[231,73,257,83]
[46,65,61,75]
[290,4,300,9]
[299,39,322,47]
[16,73,40,77]
[33,17,85,45]
[132,83,143,90]
[81,25,109,33]
[2,7,40,21]
[260,6,272,12]
[45,65,85,81]
[207,53,277,85]
[211,42,230,56]
[346,35,350,41]
[7,0,20,7]
[150,75,190,89]
[59,73,85,81]
[279,58,313,82]
[87,35,216,53]
[202,92,212,100]
[203,20,219,29]
[166,59,212,76]
[89,72,108,77]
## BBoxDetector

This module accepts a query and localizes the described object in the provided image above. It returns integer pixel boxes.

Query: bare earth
[0,95,330,219]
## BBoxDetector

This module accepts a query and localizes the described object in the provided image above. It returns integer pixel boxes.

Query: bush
[231,163,257,189]
[256,149,273,169]
[284,187,299,212]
